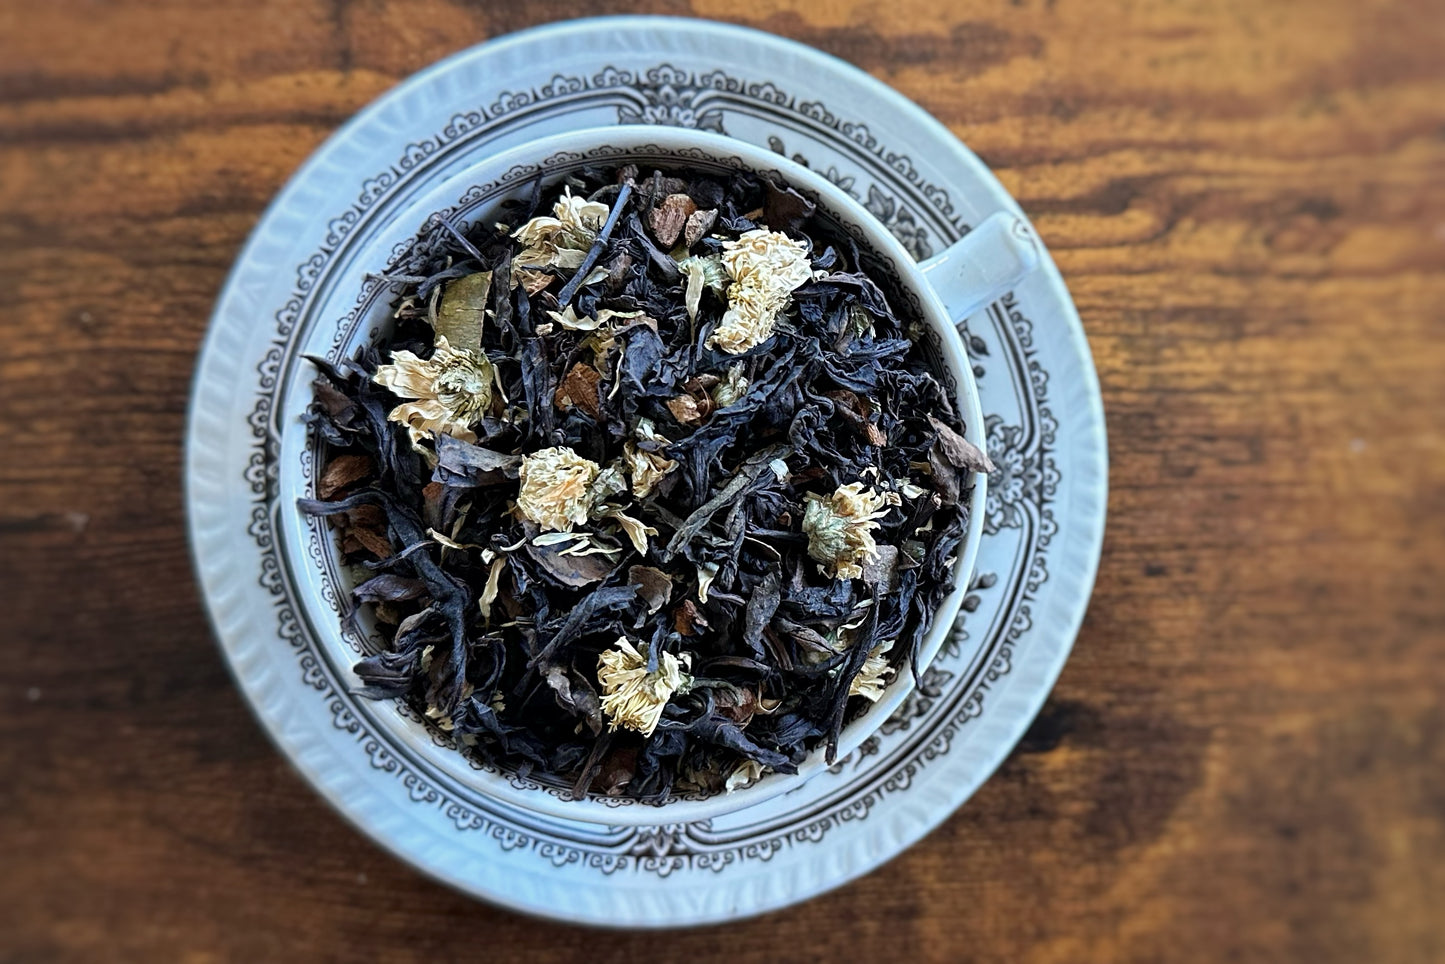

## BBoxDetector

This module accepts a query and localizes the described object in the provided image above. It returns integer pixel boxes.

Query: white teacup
[282,125,1041,826]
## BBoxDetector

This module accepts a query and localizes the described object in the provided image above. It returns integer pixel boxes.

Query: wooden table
[3,2,1442,961]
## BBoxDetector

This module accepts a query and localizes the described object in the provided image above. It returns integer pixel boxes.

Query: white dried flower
[597,636,692,737]
[512,187,609,271]
[711,363,749,409]
[802,482,900,580]
[553,188,609,234]
[848,640,895,702]
[723,228,814,291]
[708,286,782,355]
[706,229,812,354]
[372,336,494,445]
[516,446,600,532]
[624,418,678,498]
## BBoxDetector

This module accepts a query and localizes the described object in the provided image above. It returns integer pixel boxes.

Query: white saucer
[186,15,1107,927]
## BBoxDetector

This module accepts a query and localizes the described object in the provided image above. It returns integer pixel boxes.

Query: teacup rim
[291,124,986,826]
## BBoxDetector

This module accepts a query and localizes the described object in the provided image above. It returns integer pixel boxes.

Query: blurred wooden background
[2,1,1442,961]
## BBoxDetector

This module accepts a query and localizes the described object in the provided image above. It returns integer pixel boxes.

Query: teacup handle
[919,211,1042,325]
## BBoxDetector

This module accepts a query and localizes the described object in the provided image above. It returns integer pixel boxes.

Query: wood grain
[2,1,1442,961]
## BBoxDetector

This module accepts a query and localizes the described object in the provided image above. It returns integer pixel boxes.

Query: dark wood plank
[2,1,1443,961]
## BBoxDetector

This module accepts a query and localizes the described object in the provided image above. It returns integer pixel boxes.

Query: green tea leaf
[435,270,492,351]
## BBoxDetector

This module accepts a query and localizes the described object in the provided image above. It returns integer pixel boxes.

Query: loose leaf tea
[300,162,988,802]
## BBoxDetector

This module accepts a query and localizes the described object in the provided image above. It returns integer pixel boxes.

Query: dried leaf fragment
[318,453,373,499]
[666,394,703,426]
[762,179,817,233]
[435,270,491,351]
[673,599,708,636]
[683,208,718,248]
[627,565,673,614]
[554,362,603,420]
[928,415,995,473]
[649,193,697,247]
[546,665,603,736]
[524,536,619,587]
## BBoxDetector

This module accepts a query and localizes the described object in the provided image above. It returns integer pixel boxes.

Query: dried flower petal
[479,554,507,621]
[513,187,610,271]
[516,446,600,532]
[373,336,494,445]
[599,507,657,555]
[597,636,692,737]
[624,418,678,498]
[587,464,629,508]
[696,561,720,602]
[547,305,644,332]
[802,482,901,580]
[681,257,706,324]
[725,759,767,793]
[848,640,894,702]
[427,528,483,551]
[514,267,554,295]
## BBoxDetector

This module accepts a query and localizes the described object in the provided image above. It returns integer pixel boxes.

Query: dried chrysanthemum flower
[512,187,609,271]
[623,418,678,498]
[723,228,814,290]
[372,336,494,445]
[706,229,812,354]
[516,446,600,532]
[802,482,902,579]
[597,636,692,737]
[848,640,894,702]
